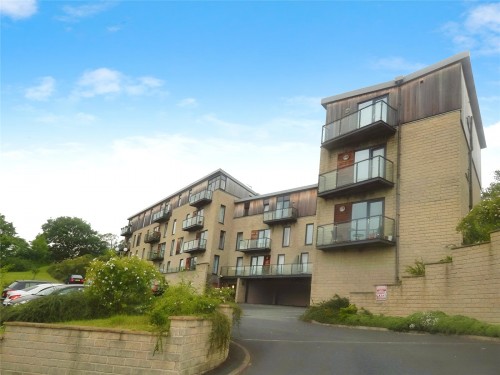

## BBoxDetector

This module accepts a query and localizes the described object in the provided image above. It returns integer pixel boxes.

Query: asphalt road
[229,304,500,375]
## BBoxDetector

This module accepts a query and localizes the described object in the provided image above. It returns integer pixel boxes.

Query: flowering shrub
[407,311,445,332]
[205,286,236,303]
[86,256,166,314]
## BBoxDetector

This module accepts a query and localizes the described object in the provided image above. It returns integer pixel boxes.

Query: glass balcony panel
[189,190,213,207]
[237,238,272,252]
[220,263,312,277]
[263,207,298,224]
[316,216,395,249]
[182,239,207,253]
[322,101,397,148]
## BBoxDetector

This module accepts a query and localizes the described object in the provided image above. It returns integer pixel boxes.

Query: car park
[2,283,63,306]
[1,280,52,300]
[5,284,86,306]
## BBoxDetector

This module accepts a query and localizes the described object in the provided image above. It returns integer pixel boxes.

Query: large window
[218,230,226,250]
[136,233,142,246]
[277,254,285,274]
[172,219,177,235]
[235,232,243,250]
[305,224,314,245]
[213,255,220,275]
[282,226,291,247]
[170,240,175,256]
[236,257,243,276]
[218,205,226,224]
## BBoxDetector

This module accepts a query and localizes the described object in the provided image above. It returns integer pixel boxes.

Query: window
[178,194,182,207]
[300,252,309,273]
[179,258,185,270]
[176,237,184,254]
[244,202,250,216]
[236,257,243,275]
[172,219,177,235]
[218,205,226,224]
[358,95,388,128]
[141,248,145,259]
[305,224,314,245]
[163,222,168,237]
[277,254,285,274]
[236,232,243,250]
[219,230,226,250]
[282,226,291,247]
[170,240,175,256]
[263,200,270,212]
[166,261,171,272]
[136,233,142,246]
[213,255,220,275]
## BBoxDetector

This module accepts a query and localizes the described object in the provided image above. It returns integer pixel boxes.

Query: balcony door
[351,200,383,240]
[276,195,290,219]
[251,255,265,275]
[358,96,388,128]
[355,147,385,182]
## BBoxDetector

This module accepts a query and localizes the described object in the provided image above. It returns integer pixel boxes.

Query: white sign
[376,285,387,301]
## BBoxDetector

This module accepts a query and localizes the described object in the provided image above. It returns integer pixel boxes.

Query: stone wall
[349,231,500,324]
[0,305,233,375]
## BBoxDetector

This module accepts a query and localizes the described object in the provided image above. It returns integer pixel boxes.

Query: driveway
[228,304,500,375]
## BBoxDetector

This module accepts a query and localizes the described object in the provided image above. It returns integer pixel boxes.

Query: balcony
[322,100,397,149]
[148,250,165,261]
[189,190,213,208]
[316,216,395,250]
[120,225,132,236]
[152,206,171,223]
[182,239,207,254]
[318,156,394,198]
[263,207,298,225]
[237,238,272,253]
[220,263,312,278]
[144,231,161,243]
[182,215,204,232]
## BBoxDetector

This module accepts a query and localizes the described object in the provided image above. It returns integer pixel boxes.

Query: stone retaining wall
[0,305,233,375]
[349,231,500,324]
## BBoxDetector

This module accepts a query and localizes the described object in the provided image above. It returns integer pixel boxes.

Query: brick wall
[0,305,233,375]
[349,231,500,324]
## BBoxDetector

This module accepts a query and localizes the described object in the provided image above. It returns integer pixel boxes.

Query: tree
[457,170,500,244]
[41,217,107,261]
[100,233,119,250]
[0,214,30,264]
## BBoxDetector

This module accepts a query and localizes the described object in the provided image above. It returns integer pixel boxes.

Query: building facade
[121,52,486,308]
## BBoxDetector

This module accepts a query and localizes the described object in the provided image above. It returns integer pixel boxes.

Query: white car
[2,283,63,306]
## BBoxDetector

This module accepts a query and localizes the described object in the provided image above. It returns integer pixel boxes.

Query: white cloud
[72,68,164,98]
[25,76,55,101]
[482,121,500,187]
[57,1,116,22]
[177,98,198,108]
[0,0,37,20]
[443,3,500,55]
[75,68,122,98]
[371,57,426,73]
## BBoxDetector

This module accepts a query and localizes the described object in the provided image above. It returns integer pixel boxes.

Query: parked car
[66,275,85,284]
[1,280,52,300]
[2,283,63,306]
[5,284,86,306]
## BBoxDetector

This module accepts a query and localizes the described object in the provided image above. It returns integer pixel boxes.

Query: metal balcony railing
[189,190,213,207]
[237,238,272,252]
[152,206,171,223]
[220,263,312,277]
[316,215,395,250]
[162,263,197,274]
[144,231,161,243]
[120,225,132,236]
[263,207,298,224]
[148,250,165,261]
[182,239,207,253]
[182,215,204,231]
[318,156,394,197]
[322,100,397,149]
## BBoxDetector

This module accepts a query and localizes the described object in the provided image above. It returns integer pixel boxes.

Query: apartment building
[121,52,486,308]
[311,51,485,302]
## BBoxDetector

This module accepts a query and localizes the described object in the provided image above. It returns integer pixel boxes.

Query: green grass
[62,315,153,332]
[0,265,59,288]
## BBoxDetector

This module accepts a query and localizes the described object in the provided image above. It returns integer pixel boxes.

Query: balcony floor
[322,120,396,150]
[318,177,394,199]
[317,237,395,250]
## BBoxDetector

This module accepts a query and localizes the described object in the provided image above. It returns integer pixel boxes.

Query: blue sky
[1,0,499,241]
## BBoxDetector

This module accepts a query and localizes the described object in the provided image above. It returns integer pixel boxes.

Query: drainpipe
[467,116,474,211]
[394,76,404,283]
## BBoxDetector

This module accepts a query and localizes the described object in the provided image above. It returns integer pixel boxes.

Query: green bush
[0,292,107,324]
[2,257,35,272]
[47,255,94,281]
[86,256,166,315]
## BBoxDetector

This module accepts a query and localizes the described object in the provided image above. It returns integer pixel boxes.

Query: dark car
[6,284,86,306]
[66,275,85,284]
[1,280,52,300]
